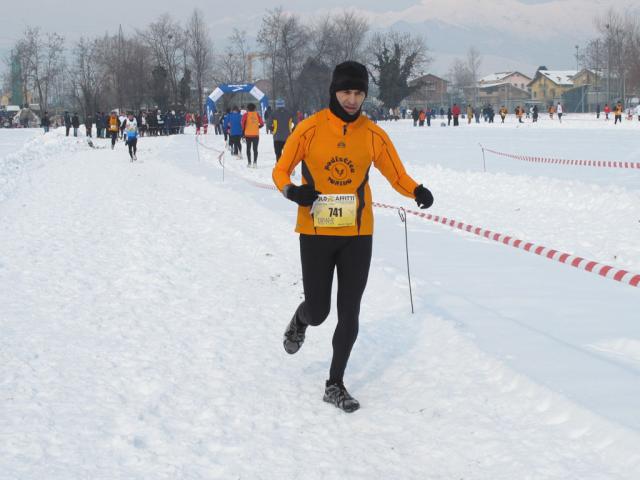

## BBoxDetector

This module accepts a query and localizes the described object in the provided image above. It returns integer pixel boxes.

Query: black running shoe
[323,381,360,413]
[283,313,307,354]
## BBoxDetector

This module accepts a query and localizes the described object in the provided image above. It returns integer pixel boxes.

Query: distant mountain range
[364,0,640,78]
[387,18,581,78]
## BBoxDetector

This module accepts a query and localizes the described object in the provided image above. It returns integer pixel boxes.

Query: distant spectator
[64,111,71,136]
[499,106,508,123]
[85,114,93,137]
[451,104,461,126]
[41,111,50,133]
[71,113,80,137]
[614,102,623,124]
[270,98,293,161]
[556,103,563,123]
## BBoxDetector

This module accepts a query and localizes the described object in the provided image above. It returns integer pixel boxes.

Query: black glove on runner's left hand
[414,184,434,209]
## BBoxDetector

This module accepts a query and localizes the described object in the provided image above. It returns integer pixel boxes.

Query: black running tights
[230,135,242,155]
[246,137,258,163]
[128,138,137,158]
[295,234,372,383]
[274,140,285,160]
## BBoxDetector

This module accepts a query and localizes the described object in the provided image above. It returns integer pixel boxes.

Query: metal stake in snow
[398,207,414,314]
[479,143,486,172]
[220,151,225,182]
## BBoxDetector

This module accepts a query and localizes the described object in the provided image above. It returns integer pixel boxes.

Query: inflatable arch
[205,83,269,123]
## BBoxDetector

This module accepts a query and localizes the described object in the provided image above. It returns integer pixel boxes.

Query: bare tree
[214,53,241,85]
[448,58,473,92]
[94,29,150,111]
[139,14,185,106]
[589,8,640,101]
[258,8,285,100]
[310,11,369,68]
[332,11,369,64]
[229,28,250,82]
[625,19,640,97]
[10,43,31,106]
[277,14,309,110]
[12,26,65,111]
[466,47,482,104]
[186,8,213,114]
[309,15,336,65]
[446,47,481,105]
[69,37,102,117]
[257,8,310,109]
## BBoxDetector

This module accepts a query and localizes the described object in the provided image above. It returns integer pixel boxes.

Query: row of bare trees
[255,8,430,112]
[579,8,640,102]
[4,8,430,116]
[4,9,213,117]
[8,26,65,113]
[447,47,482,105]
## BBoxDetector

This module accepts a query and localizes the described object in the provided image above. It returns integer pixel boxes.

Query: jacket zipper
[343,124,347,135]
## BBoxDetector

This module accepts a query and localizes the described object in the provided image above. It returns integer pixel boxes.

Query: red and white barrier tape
[197,140,640,288]
[375,201,640,288]
[482,145,640,170]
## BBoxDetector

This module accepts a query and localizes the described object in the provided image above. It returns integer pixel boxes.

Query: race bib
[312,194,357,228]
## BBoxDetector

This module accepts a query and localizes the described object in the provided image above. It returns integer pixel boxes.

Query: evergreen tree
[368,32,429,109]
[151,65,170,111]
[179,69,192,109]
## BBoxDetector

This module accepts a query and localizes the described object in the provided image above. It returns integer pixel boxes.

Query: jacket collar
[324,108,366,132]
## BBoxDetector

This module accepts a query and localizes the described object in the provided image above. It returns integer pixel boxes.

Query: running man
[241,103,264,167]
[108,112,120,150]
[124,113,138,161]
[272,61,434,413]
[270,99,293,161]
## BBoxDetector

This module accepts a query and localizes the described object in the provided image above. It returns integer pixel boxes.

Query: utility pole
[575,45,579,71]
[594,39,599,111]
[606,24,611,105]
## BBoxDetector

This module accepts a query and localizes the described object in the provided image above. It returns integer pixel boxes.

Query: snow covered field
[1,117,639,479]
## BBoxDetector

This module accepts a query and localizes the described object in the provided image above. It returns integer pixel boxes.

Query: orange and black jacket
[272,108,419,236]
[241,111,264,138]
[108,115,120,132]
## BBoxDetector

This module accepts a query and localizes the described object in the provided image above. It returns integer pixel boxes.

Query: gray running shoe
[323,381,360,413]
[283,313,307,354]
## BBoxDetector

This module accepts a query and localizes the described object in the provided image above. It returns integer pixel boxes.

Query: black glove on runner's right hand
[414,184,434,209]
[283,184,321,207]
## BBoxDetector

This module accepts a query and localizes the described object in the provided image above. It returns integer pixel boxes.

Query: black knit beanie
[330,61,369,96]
[329,61,369,122]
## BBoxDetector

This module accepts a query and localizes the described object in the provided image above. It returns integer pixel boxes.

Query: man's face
[336,90,366,115]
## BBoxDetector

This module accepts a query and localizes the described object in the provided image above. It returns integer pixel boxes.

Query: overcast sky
[1,1,637,77]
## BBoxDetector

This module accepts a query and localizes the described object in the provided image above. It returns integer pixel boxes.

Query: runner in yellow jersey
[272,61,434,412]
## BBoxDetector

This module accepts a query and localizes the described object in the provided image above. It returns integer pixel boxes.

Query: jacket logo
[337,141,346,148]
[325,156,355,186]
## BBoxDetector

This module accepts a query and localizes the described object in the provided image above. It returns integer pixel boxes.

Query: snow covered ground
[1,117,639,479]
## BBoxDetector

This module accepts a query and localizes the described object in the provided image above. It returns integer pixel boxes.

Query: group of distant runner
[37,103,298,166]
[210,99,294,168]
[382,100,636,126]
